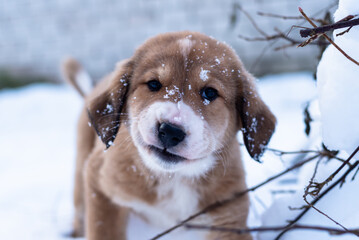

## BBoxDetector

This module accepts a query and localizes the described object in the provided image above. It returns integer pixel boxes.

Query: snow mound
[317,0,359,154]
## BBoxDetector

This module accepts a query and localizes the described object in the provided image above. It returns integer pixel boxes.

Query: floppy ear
[87,60,133,148]
[237,72,276,161]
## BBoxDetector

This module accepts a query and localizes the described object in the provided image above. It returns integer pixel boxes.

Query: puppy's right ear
[87,60,133,148]
[237,71,276,161]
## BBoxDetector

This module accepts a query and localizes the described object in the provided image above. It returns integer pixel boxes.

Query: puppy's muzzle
[158,122,186,148]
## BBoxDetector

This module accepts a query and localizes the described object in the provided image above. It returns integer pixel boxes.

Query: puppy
[63,31,276,240]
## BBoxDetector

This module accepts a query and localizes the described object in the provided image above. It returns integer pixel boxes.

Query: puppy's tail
[62,57,93,98]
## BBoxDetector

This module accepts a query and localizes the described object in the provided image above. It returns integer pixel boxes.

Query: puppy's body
[65,31,276,240]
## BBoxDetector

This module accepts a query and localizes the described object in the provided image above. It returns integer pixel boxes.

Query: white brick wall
[0,0,337,81]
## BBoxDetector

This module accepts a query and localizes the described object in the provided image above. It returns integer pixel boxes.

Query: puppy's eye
[200,87,218,102]
[147,80,162,92]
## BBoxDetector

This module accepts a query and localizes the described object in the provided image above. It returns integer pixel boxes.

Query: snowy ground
[0,72,357,240]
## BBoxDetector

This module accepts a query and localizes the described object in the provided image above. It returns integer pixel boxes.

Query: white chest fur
[113,177,199,228]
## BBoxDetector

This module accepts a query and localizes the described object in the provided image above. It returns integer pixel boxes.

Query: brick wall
[0,0,337,81]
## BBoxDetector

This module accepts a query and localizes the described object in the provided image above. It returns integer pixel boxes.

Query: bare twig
[265,148,318,156]
[185,223,359,236]
[249,41,276,71]
[298,7,359,66]
[257,11,328,25]
[275,160,359,239]
[305,146,359,197]
[265,146,347,165]
[324,146,359,185]
[238,3,337,72]
[238,28,328,49]
[304,156,324,197]
[336,26,353,36]
[352,166,359,181]
[150,154,319,240]
[304,197,349,232]
[300,16,359,37]
[271,189,297,195]
[298,146,359,233]
[236,5,268,37]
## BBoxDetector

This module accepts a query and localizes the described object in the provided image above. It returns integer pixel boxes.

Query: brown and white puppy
[63,31,276,240]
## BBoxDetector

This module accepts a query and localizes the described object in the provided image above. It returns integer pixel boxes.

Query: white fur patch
[138,147,216,177]
[177,38,194,60]
[113,177,199,228]
[130,101,218,177]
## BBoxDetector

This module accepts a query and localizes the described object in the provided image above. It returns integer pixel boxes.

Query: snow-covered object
[258,159,359,240]
[317,0,359,154]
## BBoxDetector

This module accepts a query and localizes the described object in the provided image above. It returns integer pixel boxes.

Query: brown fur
[64,31,276,240]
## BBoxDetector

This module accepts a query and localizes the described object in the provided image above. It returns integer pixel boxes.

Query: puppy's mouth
[148,145,187,163]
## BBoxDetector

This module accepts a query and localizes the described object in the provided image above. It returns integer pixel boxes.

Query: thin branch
[238,34,280,42]
[305,156,324,197]
[299,146,359,233]
[303,157,348,231]
[185,224,359,236]
[300,16,359,37]
[298,7,359,66]
[322,146,359,187]
[237,10,330,52]
[249,41,276,72]
[273,43,298,51]
[265,148,318,156]
[352,165,359,181]
[150,155,319,240]
[238,3,337,71]
[304,197,349,232]
[336,26,353,36]
[238,31,328,48]
[305,146,359,198]
[275,160,359,239]
[264,146,348,165]
[257,11,328,25]
[271,189,297,195]
[236,5,268,37]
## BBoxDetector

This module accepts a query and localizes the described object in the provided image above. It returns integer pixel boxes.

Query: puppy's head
[88,32,276,177]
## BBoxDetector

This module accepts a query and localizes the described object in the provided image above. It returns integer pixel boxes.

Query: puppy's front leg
[206,194,252,240]
[85,184,128,240]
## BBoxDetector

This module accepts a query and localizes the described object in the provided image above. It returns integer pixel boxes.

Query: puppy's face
[88,32,276,177]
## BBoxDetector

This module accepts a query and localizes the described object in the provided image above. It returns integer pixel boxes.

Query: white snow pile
[317,0,359,154]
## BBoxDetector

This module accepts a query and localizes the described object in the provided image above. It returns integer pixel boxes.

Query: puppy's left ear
[87,60,133,148]
[237,71,276,161]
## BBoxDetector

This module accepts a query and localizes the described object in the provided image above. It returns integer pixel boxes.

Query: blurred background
[0,0,337,88]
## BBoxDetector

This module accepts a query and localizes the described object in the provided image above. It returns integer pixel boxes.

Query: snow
[316,0,359,154]
[0,72,357,240]
[104,103,114,113]
[203,99,210,105]
[199,68,209,81]
[163,86,180,99]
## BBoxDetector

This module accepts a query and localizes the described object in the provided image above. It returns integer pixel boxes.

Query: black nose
[158,122,186,148]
